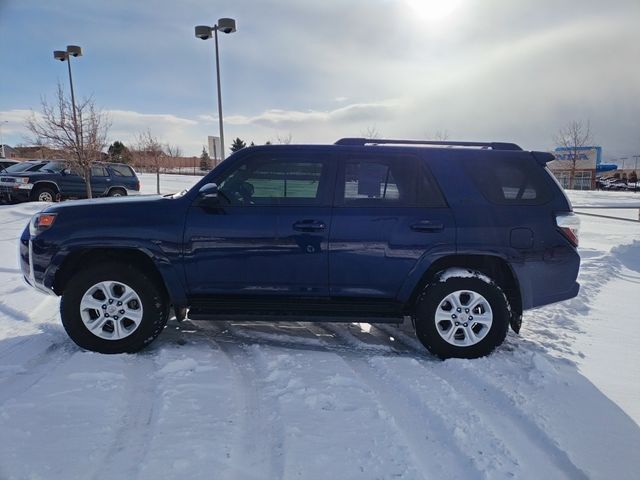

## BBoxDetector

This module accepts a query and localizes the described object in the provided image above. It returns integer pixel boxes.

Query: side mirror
[196,182,220,206]
[61,168,70,176]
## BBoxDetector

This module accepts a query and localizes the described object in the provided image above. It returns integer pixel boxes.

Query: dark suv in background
[1,160,139,203]
[20,139,580,359]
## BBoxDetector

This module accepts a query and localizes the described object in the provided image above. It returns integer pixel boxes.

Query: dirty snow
[0,176,639,479]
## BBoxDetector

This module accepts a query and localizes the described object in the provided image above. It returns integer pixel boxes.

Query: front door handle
[293,220,326,232]
[410,220,444,232]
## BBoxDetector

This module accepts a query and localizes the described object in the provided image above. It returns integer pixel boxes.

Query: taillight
[556,212,580,247]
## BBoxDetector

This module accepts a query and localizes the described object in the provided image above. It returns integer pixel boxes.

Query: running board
[187,312,404,324]
[187,296,406,323]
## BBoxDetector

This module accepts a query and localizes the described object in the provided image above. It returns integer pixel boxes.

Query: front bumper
[20,226,58,296]
[1,185,31,204]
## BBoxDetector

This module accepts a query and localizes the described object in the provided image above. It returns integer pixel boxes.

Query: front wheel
[33,186,56,202]
[414,270,510,359]
[60,263,169,353]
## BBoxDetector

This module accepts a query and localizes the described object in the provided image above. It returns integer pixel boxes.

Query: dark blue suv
[1,160,140,203]
[19,139,580,358]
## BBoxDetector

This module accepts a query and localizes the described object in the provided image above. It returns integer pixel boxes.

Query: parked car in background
[0,161,139,203]
[0,159,19,173]
[20,139,580,359]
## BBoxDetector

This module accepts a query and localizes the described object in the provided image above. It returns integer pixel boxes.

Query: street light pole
[195,18,236,162]
[0,120,7,158]
[54,45,82,155]
[66,53,80,149]
[213,26,226,161]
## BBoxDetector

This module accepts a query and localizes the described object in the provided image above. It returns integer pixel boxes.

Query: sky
[0,0,639,159]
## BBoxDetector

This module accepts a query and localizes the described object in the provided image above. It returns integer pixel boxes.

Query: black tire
[107,188,126,197]
[60,262,169,353]
[414,271,510,359]
[33,186,57,202]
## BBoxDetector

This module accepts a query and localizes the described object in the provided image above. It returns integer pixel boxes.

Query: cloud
[226,100,399,127]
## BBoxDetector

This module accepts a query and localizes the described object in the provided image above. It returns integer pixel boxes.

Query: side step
[187,296,406,324]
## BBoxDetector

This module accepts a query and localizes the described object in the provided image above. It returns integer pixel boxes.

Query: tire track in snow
[0,340,75,406]
[194,321,286,480]
[370,323,589,478]
[92,353,158,480]
[430,359,590,480]
[305,323,482,480]
[357,355,522,479]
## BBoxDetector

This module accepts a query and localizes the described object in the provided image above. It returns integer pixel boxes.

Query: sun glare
[405,0,463,22]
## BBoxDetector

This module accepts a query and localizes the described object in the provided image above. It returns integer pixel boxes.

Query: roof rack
[334,138,523,151]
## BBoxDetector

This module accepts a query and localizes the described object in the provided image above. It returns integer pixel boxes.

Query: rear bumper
[514,246,581,310]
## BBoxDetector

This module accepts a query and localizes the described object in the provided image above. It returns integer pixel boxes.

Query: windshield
[3,161,45,173]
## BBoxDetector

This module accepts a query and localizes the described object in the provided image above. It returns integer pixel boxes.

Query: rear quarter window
[109,165,135,177]
[467,156,553,205]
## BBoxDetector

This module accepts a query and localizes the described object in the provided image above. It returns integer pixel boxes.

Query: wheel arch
[52,247,185,307]
[106,186,127,196]
[31,181,60,199]
[407,254,523,332]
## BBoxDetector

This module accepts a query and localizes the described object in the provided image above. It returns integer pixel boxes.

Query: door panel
[329,207,455,297]
[183,205,282,295]
[329,154,455,299]
[90,166,110,196]
[183,149,336,297]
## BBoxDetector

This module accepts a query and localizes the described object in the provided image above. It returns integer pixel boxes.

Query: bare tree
[164,143,182,158]
[433,129,450,141]
[25,83,110,198]
[554,120,593,189]
[133,130,164,194]
[361,125,380,139]
[276,132,293,145]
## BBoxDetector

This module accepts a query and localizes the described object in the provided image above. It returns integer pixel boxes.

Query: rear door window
[338,155,446,207]
[91,166,108,177]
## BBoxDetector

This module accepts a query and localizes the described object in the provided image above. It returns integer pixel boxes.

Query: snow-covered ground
[1,175,639,479]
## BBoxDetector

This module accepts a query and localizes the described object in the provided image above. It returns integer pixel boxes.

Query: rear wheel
[414,270,510,359]
[60,262,169,353]
[107,188,126,197]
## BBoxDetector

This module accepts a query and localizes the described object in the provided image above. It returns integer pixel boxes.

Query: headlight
[13,177,33,190]
[29,213,57,236]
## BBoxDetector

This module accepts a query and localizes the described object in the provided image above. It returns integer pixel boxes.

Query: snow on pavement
[0,176,639,479]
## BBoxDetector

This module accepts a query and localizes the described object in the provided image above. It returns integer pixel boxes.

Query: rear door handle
[410,220,444,232]
[293,220,326,232]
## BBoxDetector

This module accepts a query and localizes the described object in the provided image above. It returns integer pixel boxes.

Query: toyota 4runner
[20,139,580,358]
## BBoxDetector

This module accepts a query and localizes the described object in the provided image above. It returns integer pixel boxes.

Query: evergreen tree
[107,141,132,163]
[199,147,211,171]
[230,137,246,152]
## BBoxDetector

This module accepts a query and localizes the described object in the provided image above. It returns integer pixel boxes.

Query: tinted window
[40,161,66,172]
[344,162,401,201]
[469,157,552,205]
[91,166,108,177]
[4,161,45,173]
[110,164,135,177]
[218,157,326,206]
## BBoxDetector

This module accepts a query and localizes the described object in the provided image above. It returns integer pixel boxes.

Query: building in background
[547,146,600,190]
[207,136,222,167]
